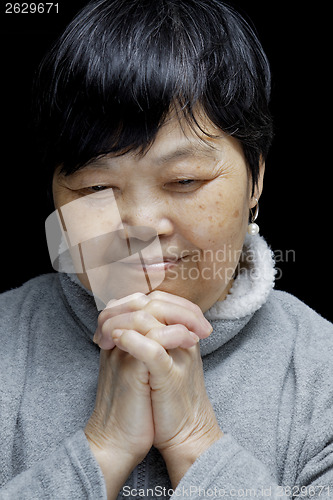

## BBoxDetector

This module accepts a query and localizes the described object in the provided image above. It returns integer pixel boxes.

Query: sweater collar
[200,234,276,356]
[58,234,276,354]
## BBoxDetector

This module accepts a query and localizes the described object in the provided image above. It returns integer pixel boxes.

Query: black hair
[34,0,273,194]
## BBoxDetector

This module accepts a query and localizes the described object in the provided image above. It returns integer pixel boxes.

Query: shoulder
[264,292,333,466]
[0,273,59,314]
[267,289,333,335]
[270,289,331,319]
[258,289,333,364]
[0,274,62,410]
[0,273,61,351]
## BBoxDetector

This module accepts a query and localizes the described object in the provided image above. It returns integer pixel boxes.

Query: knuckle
[131,309,150,326]
[145,299,161,316]
[177,324,188,334]
[192,302,203,316]
[105,292,147,310]
[147,290,164,301]
[132,292,150,307]
[148,326,164,343]
[130,292,146,299]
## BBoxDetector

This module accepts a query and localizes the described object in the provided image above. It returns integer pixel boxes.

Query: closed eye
[177,179,195,185]
[78,185,116,198]
[164,179,205,192]
[88,185,109,191]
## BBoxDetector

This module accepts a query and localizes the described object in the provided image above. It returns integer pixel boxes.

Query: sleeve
[171,296,333,500]
[0,430,107,500]
[170,434,332,499]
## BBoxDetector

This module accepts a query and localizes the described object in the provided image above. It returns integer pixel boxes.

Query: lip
[119,256,184,272]
[143,260,179,271]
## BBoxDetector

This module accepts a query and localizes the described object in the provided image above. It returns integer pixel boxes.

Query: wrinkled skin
[53,114,264,498]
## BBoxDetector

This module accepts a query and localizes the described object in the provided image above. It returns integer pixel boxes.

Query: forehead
[80,114,241,172]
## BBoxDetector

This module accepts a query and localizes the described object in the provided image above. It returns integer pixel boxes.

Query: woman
[1,1,332,499]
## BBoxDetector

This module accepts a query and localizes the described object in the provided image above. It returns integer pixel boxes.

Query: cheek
[178,182,249,250]
[56,191,123,246]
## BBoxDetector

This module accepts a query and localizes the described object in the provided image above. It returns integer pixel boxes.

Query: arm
[168,434,333,499]
[96,291,333,500]
[0,430,107,500]
[84,440,137,500]
[161,427,223,489]
[166,311,333,499]
[169,434,288,499]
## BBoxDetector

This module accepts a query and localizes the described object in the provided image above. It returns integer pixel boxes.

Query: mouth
[118,254,187,272]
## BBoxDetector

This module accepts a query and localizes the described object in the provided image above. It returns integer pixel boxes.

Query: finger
[147,290,204,314]
[96,304,211,347]
[96,312,200,350]
[95,294,151,346]
[96,310,162,350]
[144,300,212,339]
[104,290,205,319]
[146,325,199,349]
[111,329,172,374]
[93,327,116,349]
[104,293,150,315]
[98,292,212,342]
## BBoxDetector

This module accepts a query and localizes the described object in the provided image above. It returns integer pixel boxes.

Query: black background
[0,2,331,321]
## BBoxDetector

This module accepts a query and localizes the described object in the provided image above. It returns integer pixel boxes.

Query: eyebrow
[153,142,219,166]
[83,141,219,170]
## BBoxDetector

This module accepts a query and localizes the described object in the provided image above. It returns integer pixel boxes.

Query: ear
[249,156,265,209]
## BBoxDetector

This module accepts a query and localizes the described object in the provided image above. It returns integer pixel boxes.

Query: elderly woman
[1,1,332,499]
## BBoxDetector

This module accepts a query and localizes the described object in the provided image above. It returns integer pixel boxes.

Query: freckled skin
[52,114,264,312]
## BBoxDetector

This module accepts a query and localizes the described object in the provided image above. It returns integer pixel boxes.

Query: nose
[116,225,159,257]
[117,196,174,238]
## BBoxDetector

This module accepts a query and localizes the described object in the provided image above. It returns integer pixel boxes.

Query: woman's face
[52,114,263,312]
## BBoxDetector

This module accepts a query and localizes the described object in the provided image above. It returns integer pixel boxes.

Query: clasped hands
[85,291,223,495]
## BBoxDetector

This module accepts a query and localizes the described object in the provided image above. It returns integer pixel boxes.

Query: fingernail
[93,328,101,344]
[201,318,212,333]
[105,298,117,309]
[112,329,123,340]
[205,317,212,327]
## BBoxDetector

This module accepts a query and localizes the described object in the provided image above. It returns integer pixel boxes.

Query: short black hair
[34,0,273,194]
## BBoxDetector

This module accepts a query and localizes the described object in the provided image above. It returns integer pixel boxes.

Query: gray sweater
[0,235,333,499]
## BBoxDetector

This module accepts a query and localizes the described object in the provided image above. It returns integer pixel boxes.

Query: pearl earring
[247,198,260,235]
